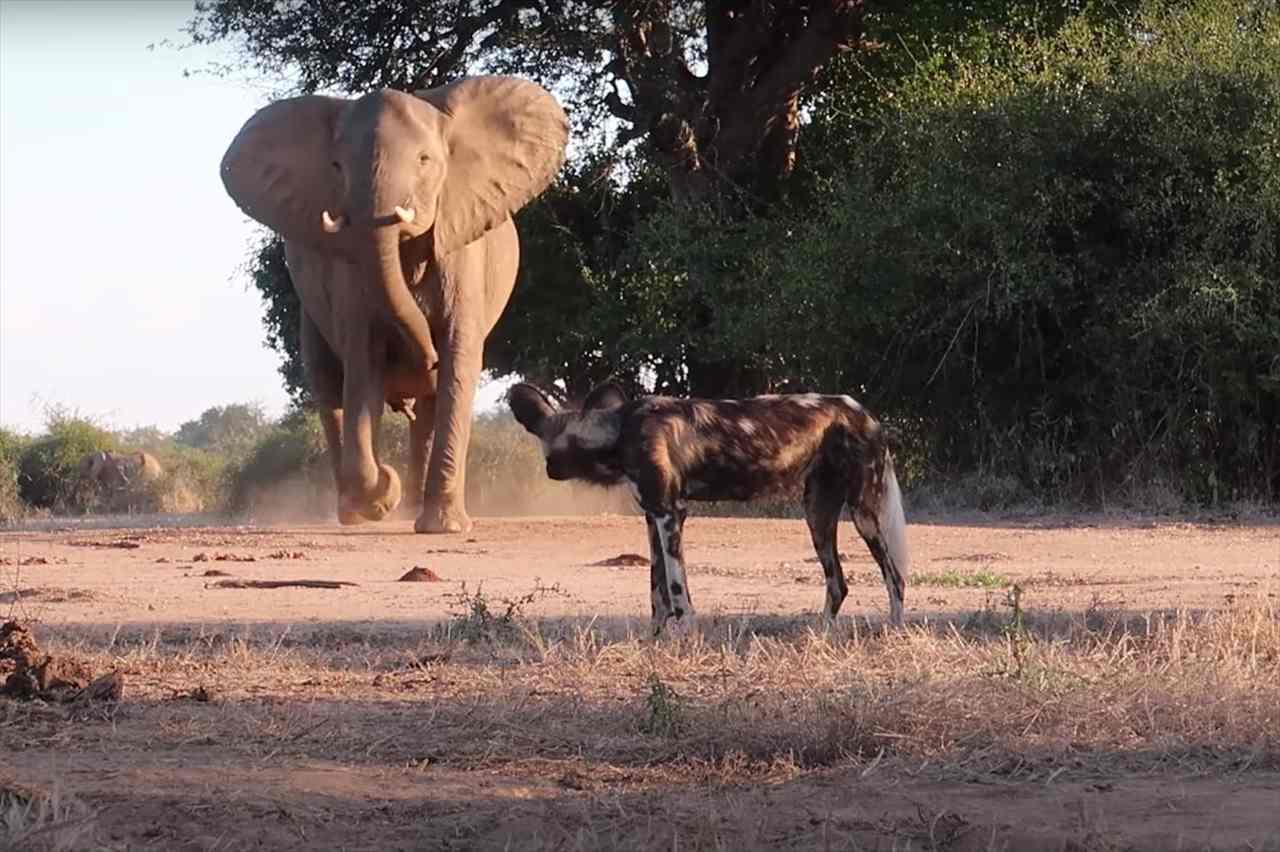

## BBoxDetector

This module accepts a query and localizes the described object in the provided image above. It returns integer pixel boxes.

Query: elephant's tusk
[321,210,346,233]
[393,206,416,224]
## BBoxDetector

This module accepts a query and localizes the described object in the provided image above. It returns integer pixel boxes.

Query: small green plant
[442,581,567,644]
[914,568,1011,589]
[998,584,1034,680]
[639,673,684,738]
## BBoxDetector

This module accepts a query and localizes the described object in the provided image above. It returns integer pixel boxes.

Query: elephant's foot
[337,464,402,524]
[414,495,472,534]
[337,507,371,526]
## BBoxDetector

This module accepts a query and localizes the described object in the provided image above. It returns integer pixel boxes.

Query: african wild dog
[508,382,910,633]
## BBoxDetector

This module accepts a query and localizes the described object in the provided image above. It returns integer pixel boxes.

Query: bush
[16,413,115,512]
[861,0,1280,505]
[144,444,229,514]
[0,428,32,523]
[651,0,1280,507]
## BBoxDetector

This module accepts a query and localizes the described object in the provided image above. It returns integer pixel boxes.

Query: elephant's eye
[330,161,341,172]
[418,153,431,165]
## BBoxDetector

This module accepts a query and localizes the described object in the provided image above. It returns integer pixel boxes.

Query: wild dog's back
[618,393,883,503]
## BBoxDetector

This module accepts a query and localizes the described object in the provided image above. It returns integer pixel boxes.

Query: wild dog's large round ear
[582,382,627,411]
[507,383,556,435]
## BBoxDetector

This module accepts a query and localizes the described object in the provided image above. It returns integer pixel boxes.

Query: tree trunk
[609,1,867,397]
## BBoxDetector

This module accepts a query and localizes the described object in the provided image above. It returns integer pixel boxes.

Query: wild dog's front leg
[649,502,693,631]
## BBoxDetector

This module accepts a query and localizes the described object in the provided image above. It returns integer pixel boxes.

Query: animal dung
[398,566,444,582]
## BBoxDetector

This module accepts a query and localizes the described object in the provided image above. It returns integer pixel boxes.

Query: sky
[0,0,514,436]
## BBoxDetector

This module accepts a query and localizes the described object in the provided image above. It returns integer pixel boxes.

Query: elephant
[220,76,568,533]
[78,451,164,492]
[78,451,165,511]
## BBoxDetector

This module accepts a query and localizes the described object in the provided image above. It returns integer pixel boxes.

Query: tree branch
[711,1,867,174]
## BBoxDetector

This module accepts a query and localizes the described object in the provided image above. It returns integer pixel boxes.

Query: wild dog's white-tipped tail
[878,450,910,626]
[849,437,911,628]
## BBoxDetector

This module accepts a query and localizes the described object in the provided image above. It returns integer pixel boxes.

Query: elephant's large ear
[220,96,349,250]
[508,383,557,436]
[415,76,569,256]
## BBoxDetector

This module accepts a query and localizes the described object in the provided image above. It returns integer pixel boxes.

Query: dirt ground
[1,511,1277,851]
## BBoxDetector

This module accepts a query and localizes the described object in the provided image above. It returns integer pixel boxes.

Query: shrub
[0,428,32,523]
[761,0,1280,505]
[16,412,115,512]
[145,445,229,514]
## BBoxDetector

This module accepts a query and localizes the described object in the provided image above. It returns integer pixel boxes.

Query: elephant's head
[79,451,130,489]
[220,76,569,262]
[78,451,108,481]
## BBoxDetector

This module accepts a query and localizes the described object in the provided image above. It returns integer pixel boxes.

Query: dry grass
[19,592,1278,782]
[0,783,97,852]
[2,585,1277,849]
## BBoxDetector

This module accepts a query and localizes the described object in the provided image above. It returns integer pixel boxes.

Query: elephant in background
[78,451,166,512]
[220,76,568,533]
[78,451,164,492]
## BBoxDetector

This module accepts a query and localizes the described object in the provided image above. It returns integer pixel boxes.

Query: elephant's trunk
[370,225,439,372]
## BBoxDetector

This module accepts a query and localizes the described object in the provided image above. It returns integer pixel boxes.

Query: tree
[191,0,881,396]
[174,403,271,457]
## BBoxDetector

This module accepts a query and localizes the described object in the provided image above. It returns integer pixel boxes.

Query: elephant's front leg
[337,327,402,523]
[415,326,482,534]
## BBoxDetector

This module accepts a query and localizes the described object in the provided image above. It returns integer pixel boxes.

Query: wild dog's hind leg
[804,464,849,621]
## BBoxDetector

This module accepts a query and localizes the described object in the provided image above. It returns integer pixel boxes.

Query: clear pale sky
[0,0,512,435]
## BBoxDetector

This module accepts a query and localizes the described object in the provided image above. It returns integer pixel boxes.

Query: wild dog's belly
[682,453,811,502]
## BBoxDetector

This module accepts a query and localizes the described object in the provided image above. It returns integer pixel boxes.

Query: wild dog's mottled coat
[509,383,909,633]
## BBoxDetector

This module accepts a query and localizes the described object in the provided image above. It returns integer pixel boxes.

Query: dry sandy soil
[1,511,1277,851]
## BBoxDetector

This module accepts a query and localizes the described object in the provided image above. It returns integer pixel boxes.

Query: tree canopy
[195,0,1280,504]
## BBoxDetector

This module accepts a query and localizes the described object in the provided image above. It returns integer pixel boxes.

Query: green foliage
[488,154,672,396]
[614,0,1280,504]
[198,0,1278,508]
[441,581,567,645]
[914,568,1012,589]
[802,0,1280,502]
[174,403,271,457]
[639,674,685,738]
[0,428,32,523]
[16,411,115,511]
